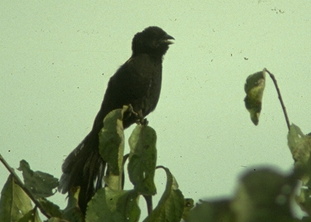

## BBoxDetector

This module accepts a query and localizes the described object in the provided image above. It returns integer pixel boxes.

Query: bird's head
[132,26,174,57]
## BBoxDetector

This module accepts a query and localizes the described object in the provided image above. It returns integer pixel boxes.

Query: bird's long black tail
[59,131,105,213]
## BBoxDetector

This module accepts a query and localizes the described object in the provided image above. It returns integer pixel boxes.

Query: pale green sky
[1,0,310,219]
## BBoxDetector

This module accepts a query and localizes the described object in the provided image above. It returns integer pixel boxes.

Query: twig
[0,154,51,219]
[264,68,291,131]
[143,195,153,215]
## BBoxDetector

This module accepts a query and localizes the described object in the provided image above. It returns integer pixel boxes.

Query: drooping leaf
[98,107,127,190]
[18,160,59,198]
[86,188,140,222]
[0,175,33,221]
[128,125,157,196]
[143,166,184,222]
[244,70,266,125]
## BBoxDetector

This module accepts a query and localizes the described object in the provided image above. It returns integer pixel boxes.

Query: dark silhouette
[59,26,174,213]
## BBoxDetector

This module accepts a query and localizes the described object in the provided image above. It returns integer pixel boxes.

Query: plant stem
[144,195,153,215]
[264,68,291,131]
[0,154,51,219]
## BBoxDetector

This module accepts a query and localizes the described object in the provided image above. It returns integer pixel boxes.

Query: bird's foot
[134,110,148,126]
[127,105,148,126]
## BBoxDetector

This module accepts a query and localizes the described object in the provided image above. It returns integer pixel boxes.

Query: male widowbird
[58,26,174,213]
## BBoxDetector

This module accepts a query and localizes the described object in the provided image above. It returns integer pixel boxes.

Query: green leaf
[0,175,33,222]
[128,125,157,195]
[287,124,311,172]
[244,70,266,125]
[18,160,59,198]
[143,166,184,222]
[98,107,127,190]
[86,188,140,222]
[18,208,42,222]
[85,188,112,222]
[287,124,311,215]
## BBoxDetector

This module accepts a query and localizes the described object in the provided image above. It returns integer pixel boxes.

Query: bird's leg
[127,104,148,126]
[136,110,148,126]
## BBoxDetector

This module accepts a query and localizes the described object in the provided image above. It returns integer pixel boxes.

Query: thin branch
[0,154,51,219]
[264,68,291,131]
[143,195,153,215]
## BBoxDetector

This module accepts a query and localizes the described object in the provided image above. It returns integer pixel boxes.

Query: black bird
[59,26,174,213]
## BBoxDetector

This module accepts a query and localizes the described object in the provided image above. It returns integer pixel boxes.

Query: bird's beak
[163,34,175,45]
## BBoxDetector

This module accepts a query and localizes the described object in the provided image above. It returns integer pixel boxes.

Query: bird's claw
[127,105,148,126]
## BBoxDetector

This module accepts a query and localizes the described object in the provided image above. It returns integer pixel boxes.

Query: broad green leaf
[86,188,140,222]
[128,125,157,195]
[0,175,33,222]
[244,71,266,125]
[143,167,184,222]
[18,160,59,198]
[106,188,140,222]
[98,107,127,190]
[18,208,42,222]
[85,188,112,222]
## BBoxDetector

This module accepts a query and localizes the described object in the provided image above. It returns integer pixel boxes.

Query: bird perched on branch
[59,26,174,213]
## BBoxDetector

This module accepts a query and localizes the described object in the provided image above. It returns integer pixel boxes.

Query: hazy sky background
[1,0,310,219]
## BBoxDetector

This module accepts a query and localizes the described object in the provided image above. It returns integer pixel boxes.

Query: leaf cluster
[1,69,311,221]
[0,106,186,222]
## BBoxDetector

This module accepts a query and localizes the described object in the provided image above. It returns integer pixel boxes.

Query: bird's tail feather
[59,131,105,212]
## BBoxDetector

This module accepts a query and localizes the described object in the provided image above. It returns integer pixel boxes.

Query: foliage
[244,71,266,125]
[1,69,311,221]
